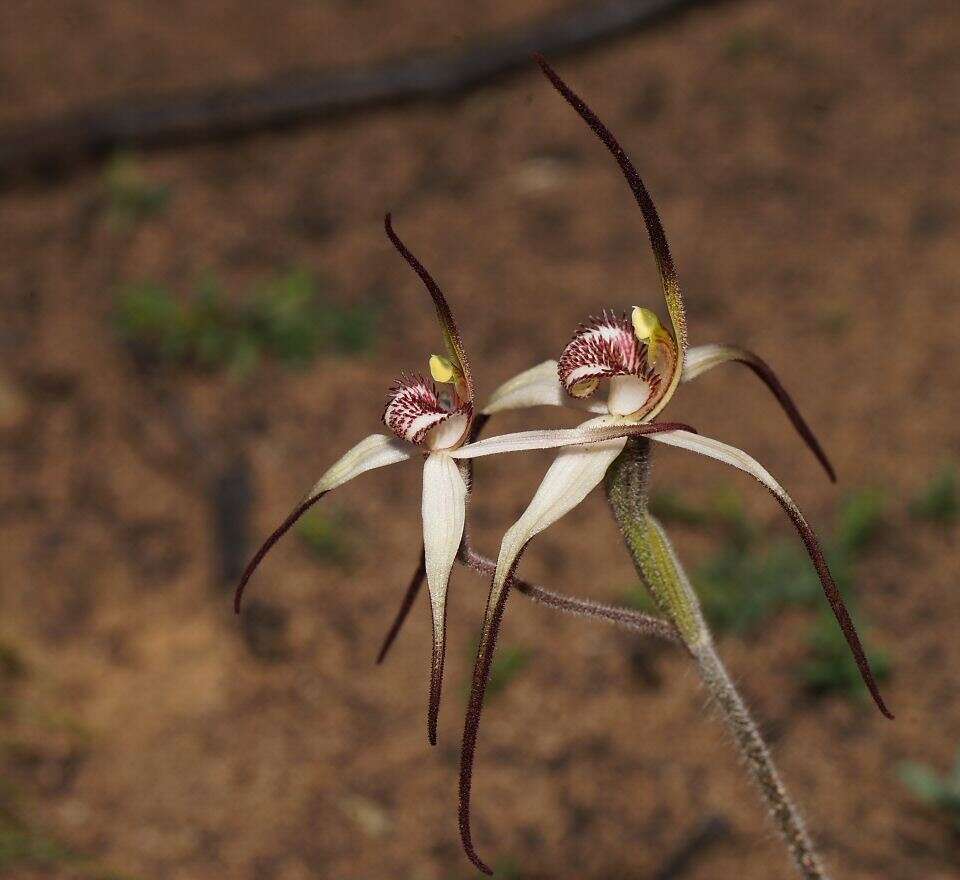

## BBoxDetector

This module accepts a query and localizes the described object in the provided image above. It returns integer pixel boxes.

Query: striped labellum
[557,309,676,418]
[383,373,473,450]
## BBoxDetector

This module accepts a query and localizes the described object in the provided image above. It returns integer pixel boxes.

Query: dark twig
[0,0,715,181]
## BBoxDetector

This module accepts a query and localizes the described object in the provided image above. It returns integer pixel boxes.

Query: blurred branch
[653,815,731,880]
[0,0,717,183]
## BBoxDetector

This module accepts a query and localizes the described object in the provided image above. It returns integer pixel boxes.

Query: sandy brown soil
[1,0,959,878]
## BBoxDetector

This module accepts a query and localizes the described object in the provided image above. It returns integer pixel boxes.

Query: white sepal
[234,433,411,612]
[421,452,469,742]
[648,428,892,719]
[488,415,628,601]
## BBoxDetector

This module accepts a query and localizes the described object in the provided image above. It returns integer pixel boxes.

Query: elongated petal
[375,546,426,665]
[450,418,696,460]
[234,435,411,613]
[459,419,628,873]
[385,214,475,403]
[682,343,835,481]
[422,453,468,745]
[535,54,687,420]
[482,360,606,415]
[649,430,892,719]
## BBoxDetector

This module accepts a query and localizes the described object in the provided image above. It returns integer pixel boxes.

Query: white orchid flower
[456,55,891,875]
[234,214,692,747]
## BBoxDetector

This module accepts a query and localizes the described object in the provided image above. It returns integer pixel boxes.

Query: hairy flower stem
[458,542,679,644]
[605,437,829,880]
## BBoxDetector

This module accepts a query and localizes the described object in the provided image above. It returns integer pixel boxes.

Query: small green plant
[102,154,169,227]
[0,812,136,878]
[461,645,532,701]
[648,489,716,527]
[833,487,886,554]
[114,270,377,373]
[900,750,960,831]
[0,761,132,878]
[652,487,756,549]
[909,464,959,525]
[296,509,355,570]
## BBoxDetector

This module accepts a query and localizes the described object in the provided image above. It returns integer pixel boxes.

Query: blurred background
[1,1,958,878]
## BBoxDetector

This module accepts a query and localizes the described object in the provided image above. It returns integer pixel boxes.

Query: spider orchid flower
[233,214,692,746]
[456,55,892,874]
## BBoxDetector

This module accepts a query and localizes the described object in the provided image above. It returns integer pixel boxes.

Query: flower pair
[235,54,891,877]
[234,212,689,746]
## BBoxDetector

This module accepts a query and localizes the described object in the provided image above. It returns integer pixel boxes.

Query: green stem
[605,438,829,880]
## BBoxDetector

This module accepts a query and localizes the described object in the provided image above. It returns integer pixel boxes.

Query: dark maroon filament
[234,491,327,613]
[384,213,475,403]
[728,349,836,482]
[770,490,892,719]
[533,53,679,301]
[376,547,426,664]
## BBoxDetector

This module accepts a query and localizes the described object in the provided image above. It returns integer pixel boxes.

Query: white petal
[482,360,606,415]
[451,414,635,459]
[421,453,468,743]
[647,430,786,495]
[307,434,412,497]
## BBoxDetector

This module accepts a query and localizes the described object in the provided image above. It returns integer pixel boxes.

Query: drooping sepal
[383,374,473,450]
[234,434,411,612]
[682,343,836,482]
[649,429,892,719]
[421,453,468,745]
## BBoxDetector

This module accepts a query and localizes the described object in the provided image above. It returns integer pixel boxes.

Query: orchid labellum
[234,215,692,746]
[454,55,893,877]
